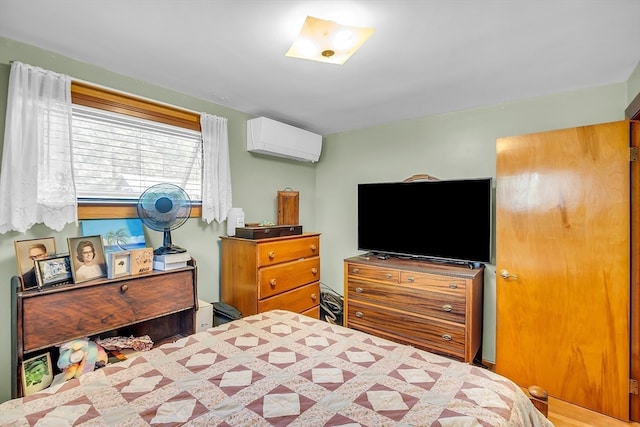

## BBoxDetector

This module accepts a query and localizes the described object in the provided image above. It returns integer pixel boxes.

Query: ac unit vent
[247,117,322,163]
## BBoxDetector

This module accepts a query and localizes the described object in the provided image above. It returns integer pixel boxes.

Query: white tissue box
[196,299,213,332]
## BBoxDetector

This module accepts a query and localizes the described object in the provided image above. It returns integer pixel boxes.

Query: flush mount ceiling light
[285,16,374,65]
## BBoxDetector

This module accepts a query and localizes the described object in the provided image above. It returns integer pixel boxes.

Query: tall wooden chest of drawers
[344,255,484,362]
[220,233,320,318]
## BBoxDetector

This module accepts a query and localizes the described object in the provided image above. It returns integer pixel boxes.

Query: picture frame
[35,255,73,288]
[80,218,147,253]
[108,250,131,279]
[130,247,154,275]
[21,352,53,396]
[68,235,107,283]
[14,237,57,291]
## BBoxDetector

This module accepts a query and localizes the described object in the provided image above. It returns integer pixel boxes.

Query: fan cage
[137,183,192,255]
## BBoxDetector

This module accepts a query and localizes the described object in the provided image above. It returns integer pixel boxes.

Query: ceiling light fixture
[285,16,374,65]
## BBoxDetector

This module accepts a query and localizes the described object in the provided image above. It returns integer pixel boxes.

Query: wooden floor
[548,397,640,427]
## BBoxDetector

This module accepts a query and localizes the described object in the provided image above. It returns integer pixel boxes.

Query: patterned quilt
[0,310,553,426]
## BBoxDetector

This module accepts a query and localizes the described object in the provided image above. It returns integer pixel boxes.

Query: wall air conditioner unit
[247,117,322,163]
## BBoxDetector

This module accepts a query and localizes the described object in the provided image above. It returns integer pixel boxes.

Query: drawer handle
[355,287,363,293]
[449,283,458,289]
[442,304,453,312]
[311,267,318,275]
[120,284,128,292]
[268,251,275,259]
[310,244,317,252]
[407,276,415,282]
[270,279,277,287]
[310,293,317,301]
[352,268,359,274]
[385,273,392,279]
[355,311,364,318]
[442,334,452,341]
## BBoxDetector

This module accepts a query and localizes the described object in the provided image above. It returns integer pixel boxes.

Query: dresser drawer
[221,233,322,318]
[22,271,195,351]
[346,262,399,284]
[258,257,320,299]
[257,235,320,266]
[400,270,466,294]
[258,282,320,314]
[348,279,466,323]
[343,255,483,363]
[301,304,321,319]
[347,300,465,359]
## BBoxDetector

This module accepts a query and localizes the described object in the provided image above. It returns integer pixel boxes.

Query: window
[70,81,202,219]
[72,105,202,201]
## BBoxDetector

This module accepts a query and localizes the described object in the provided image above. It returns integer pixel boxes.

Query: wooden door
[496,120,631,420]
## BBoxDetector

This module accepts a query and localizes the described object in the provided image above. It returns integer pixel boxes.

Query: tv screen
[357,178,492,264]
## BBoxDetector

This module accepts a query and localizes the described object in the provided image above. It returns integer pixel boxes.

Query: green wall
[0,35,638,403]
[316,76,636,365]
[0,37,317,403]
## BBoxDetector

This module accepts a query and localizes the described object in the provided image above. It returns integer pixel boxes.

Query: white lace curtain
[0,61,77,233]
[0,63,231,233]
[200,113,232,223]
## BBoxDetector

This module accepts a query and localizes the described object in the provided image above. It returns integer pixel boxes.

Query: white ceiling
[1,0,639,135]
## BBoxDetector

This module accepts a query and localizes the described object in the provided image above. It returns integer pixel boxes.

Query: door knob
[500,269,518,280]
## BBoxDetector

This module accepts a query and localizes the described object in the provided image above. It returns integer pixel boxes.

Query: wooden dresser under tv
[344,254,484,362]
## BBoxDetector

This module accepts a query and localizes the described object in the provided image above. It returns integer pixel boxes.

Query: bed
[0,309,553,426]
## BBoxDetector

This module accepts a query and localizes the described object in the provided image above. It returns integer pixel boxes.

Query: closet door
[496,120,630,420]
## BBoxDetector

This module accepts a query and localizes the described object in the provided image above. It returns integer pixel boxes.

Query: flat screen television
[358,178,492,265]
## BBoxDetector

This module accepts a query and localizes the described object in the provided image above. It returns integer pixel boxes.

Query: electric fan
[137,183,192,255]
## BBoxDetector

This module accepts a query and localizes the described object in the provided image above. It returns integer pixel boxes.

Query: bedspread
[0,310,553,426]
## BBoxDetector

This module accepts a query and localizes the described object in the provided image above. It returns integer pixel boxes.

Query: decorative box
[235,225,303,239]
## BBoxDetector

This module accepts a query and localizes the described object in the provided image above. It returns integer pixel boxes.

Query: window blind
[72,105,202,202]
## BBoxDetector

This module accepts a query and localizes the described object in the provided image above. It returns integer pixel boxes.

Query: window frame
[71,81,202,219]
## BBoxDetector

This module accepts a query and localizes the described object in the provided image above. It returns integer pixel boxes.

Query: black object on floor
[320,284,344,326]
[213,302,241,326]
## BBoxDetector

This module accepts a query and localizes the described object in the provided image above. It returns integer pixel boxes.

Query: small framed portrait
[35,255,73,288]
[21,352,53,396]
[14,237,56,291]
[108,251,131,279]
[68,235,107,283]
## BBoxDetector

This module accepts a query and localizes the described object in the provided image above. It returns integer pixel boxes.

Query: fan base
[154,245,187,256]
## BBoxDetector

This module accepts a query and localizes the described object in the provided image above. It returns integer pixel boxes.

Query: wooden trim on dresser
[403,173,439,182]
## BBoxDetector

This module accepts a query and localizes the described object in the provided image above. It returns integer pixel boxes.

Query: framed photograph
[14,237,56,291]
[68,235,107,283]
[80,218,147,253]
[130,247,154,275]
[108,250,131,279]
[35,255,73,288]
[22,352,53,396]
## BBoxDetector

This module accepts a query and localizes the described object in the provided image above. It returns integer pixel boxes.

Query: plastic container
[227,207,245,236]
